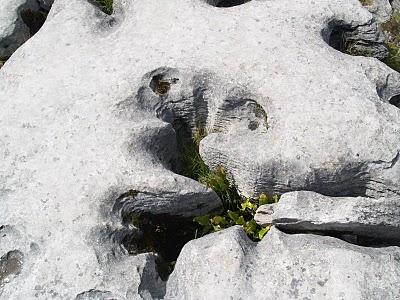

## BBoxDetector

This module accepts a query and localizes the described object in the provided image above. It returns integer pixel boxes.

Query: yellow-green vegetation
[184,128,279,241]
[194,193,280,241]
[359,0,373,6]
[381,12,400,72]
[94,0,113,15]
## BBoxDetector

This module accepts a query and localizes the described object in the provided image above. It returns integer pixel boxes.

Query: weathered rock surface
[255,191,400,245]
[166,226,400,299]
[1,0,400,298]
[363,0,393,21]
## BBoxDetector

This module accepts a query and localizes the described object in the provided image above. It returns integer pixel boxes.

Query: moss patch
[381,12,400,72]
[384,42,400,72]
[359,0,373,6]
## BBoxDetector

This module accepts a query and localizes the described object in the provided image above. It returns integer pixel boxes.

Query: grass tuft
[94,0,113,15]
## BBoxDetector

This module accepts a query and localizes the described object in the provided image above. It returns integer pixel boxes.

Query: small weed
[93,0,113,15]
[194,193,280,241]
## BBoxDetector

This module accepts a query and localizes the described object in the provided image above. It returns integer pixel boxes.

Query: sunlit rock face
[0,0,400,298]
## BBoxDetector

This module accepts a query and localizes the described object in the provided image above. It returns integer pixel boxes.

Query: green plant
[178,126,241,210]
[194,193,280,241]
[94,0,113,15]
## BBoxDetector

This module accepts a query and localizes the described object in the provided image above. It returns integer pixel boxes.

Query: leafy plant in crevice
[93,0,113,15]
[194,193,280,241]
[181,127,280,241]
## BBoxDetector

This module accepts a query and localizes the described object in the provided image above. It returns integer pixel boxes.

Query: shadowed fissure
[206,0,252,7]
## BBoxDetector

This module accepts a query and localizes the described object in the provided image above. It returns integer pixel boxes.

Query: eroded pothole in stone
[20,7,48,36]
[0,250,24,288]
[323,20,389,60]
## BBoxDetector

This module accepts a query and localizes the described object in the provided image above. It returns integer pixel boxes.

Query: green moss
[359,0,373,6]
[94,0,113,15]
[381,12,400,72]
[384,42,400,72]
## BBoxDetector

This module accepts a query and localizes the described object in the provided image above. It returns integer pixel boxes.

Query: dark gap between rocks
[20,8,48,36]
[389,95,400,108]
[207,0,252,7]
[122,211,201,281]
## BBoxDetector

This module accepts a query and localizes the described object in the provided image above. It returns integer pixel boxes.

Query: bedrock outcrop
[255,191,400,245]
[166,226,400,299]
[1,0,400,298]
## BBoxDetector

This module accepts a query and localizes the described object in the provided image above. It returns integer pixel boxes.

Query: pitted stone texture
[1,0,400,298]
[166,226,400,300]
[255,191,400,244]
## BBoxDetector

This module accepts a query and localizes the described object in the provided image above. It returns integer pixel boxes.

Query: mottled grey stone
[255,191,400,244]
[1,0,400,298]
[166,226,400,300]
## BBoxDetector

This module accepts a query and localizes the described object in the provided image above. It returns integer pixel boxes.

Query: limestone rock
[363,0,393,22]
[166,226,400,299]
[255,191,400,245]
[1,0,400,298]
